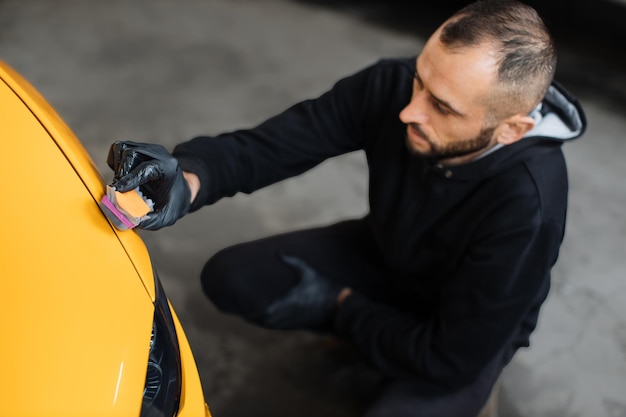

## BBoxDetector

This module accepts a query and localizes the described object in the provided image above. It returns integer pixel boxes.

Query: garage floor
[2,1,625,416]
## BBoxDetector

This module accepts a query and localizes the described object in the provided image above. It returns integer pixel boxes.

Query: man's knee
[200,244,294,322]
[201,247,250,315]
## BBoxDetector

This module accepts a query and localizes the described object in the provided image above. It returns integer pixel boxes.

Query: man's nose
[399,92,428,125]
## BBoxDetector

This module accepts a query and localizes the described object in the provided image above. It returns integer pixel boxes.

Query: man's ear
[494,114,536,145]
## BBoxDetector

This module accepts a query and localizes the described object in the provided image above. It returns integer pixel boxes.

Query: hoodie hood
[524,81,586,141]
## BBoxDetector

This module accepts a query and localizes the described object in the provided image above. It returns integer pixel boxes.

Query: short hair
[440,0,557,119]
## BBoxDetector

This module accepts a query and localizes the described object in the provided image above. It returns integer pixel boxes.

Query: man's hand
[107,141,191,230]
[264,253,350,330]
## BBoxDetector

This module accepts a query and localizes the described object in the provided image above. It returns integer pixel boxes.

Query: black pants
[201,219,503,417]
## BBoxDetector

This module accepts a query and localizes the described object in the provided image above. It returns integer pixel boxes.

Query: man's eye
[432,100,450,115]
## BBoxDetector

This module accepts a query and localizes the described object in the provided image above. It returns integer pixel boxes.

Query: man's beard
[406,123,496,160]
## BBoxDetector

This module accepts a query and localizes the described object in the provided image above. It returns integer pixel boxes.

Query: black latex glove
[265,253,344,330]
[107,141,191,230]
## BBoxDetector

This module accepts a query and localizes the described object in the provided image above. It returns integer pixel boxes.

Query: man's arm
[337,287,353,305]
[171,60,400,211]
[107,59,408,227]
[182,171,201,204]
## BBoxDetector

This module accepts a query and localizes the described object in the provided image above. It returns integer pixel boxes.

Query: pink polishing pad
[100,195,136,230]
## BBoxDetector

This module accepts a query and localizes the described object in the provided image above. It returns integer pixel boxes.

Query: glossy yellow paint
[0,61,156,299]
[172,306,213,417]
[0,61,210,417]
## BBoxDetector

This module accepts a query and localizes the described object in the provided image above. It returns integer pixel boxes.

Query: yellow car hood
[0,62,158,416]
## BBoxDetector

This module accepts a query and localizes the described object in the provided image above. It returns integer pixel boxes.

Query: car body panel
[0,61,210,417]
[172,307,213,417]
[0,62,156,300]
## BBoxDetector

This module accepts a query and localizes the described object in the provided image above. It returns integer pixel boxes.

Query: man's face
[399,29,501,165]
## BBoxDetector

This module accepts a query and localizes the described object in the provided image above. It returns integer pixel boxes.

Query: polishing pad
[100,186,153,230]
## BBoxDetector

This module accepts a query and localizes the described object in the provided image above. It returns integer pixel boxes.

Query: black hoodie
[173,57,586,391]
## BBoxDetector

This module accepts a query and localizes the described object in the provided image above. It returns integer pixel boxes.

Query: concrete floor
[2,1,625,416]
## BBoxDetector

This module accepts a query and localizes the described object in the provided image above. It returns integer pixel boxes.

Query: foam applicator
[100,185,154,230]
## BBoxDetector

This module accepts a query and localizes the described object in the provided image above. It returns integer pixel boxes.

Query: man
[107,1,586,415]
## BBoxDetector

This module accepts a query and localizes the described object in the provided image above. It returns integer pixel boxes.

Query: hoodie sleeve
[171,61,390,211]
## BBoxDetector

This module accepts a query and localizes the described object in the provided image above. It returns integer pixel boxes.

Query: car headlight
[140,274,182,417]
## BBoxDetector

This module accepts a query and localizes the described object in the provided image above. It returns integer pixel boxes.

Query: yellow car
[0,61,211,417]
